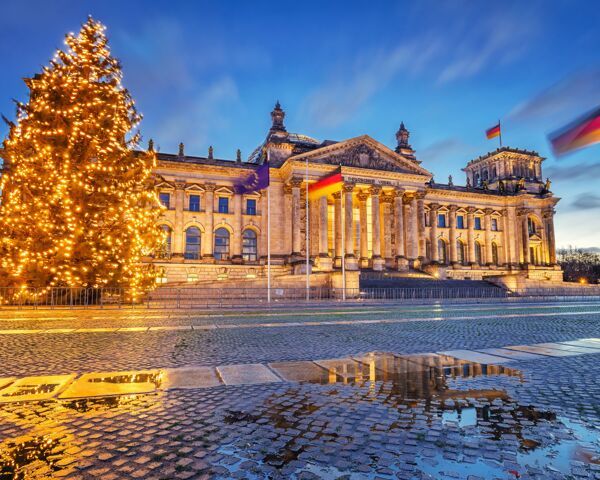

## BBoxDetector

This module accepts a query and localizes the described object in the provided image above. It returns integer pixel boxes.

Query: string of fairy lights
[0,17,164,298]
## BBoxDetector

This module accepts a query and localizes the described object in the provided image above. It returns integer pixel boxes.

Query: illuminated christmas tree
[0,17,163,297]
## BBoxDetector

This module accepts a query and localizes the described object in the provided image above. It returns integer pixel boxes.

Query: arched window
[184,227,201,260]
[457,240,466,265]
[437,239,447,264]
[159,225,172,258]
[475,242,483,265]
[528,218,536,235]
[242,229,258,262]
[492,242,499,265]
[214,228,230,260]
[474,173,480,186]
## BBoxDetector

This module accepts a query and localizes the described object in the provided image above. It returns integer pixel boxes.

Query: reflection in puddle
[0,436,61,480]
[218,353,599,479]
[58,370,162,399]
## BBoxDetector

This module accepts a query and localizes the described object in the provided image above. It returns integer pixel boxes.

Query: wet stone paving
[0,301,599,479]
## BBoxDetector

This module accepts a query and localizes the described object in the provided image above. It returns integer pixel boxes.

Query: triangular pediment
[289,135,431,176]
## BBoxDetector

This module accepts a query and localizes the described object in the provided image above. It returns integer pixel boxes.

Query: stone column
[484,208,493,266]
[283,184,293,258]
[357,191,369,267]
[333,192,342,267]
[519,209,530,264]
[429,204,439,263]
[407,194,419,263]
[416,192,426,260]
[231,193,243,263]
[467,207,476,264]
[544,209,557,264]
[343,183,355,258]
[448,205,458,265]
[260,192,269,261]
[370,186,384,271]
[291,178,302,257]
[381,195,393,262]
[317,196,332,271]
[204,183,215,258]
[173,183,185,255]
[393,189,407,270]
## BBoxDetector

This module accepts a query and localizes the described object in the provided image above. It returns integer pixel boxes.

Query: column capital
[289,177,303,188]
[517,207,531,217]
[174,181,187,190]
[381,194,394,204]
[393,187,406,197]
[414,191,426,200]
[448,204,459,212]
[467,206,477,214]
[283,184,293,195]
[369,185,382,196]
[342,182,355,193]
[332,191,342,200]
[204,183,217,192]
[542,208,555,218]
[428,203,440,211]
[500,208,509,217]
[357,190,369,202]
[484,208,494,216]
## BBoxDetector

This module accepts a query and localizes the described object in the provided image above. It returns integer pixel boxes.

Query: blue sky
[1,0,600,247]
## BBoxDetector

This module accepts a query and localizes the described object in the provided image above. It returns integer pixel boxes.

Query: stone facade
[151,103,561,284]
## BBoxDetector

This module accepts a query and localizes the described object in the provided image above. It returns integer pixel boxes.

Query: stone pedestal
[316,255,333,272]
[372,257,385,271]
[344,255,359,271]
[396,256,409,272]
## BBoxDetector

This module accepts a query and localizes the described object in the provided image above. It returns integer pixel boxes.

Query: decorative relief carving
[484,208,494,215]
[357,191,370,202]
[342,182,355,193]
[290,177,303,188]
[369,185,382,196]
[314,143,418,174]
[204,183,216,192]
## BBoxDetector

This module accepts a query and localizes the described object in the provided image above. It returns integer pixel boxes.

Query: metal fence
[1,285,599,309]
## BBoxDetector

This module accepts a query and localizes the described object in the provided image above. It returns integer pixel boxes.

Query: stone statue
[178,142,184,157]
[448,175,453,186]
[466,177,471,189]
[544,178,551,192]
[482,180,489,191]
[498,180,505,193]
[236,149,242,162]
[208,145,214,160]
[147,138,154,151]
[517,177,526,191]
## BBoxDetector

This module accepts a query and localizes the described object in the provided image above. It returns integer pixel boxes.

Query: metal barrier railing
[0,285,599,309]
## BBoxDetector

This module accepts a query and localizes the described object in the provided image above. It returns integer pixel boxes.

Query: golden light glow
[0,17,163,298]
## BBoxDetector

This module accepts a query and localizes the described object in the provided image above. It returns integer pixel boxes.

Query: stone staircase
[359,269,506,293]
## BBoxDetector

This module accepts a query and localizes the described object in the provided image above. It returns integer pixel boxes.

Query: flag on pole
[549,106,600,156]
[486,123,501,140]
[233,162,270,194]
[308,167,343,200]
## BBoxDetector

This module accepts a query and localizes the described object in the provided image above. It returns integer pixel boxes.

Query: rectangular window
[474,217,482,230]
[159,192,170,209]
[189,194,201,212]
[218,197,229,214]
[246,198,257,215]
[437,214,446,228]
[491,218,498,231]
[456,215,464,229]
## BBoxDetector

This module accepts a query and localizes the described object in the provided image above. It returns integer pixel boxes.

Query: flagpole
[499,119,502,148]
[340,171,346,302]
[267,151,271,304]
[305,157,310,301]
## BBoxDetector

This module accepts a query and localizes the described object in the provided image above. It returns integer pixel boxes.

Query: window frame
[242,229,258,261]
[159,192,171,209]
[184,227,201,260]
[218,197,229,214]
[214,227,230,260]
[246,198,257,216]
[188,194,201,212]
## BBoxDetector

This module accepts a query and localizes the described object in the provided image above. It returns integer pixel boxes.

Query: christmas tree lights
[0,17,163,298]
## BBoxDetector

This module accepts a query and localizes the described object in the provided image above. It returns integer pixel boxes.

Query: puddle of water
[58,370,161,399]
[213,352,598,479]
[0,375,76,403]
[0,436,61,480]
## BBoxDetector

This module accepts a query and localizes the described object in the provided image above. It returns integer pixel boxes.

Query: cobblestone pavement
[1,301,600,479]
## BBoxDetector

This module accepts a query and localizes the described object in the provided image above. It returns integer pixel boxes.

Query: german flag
[486,123,501,139]
[549,106,600,156]
[308,167,343,200]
